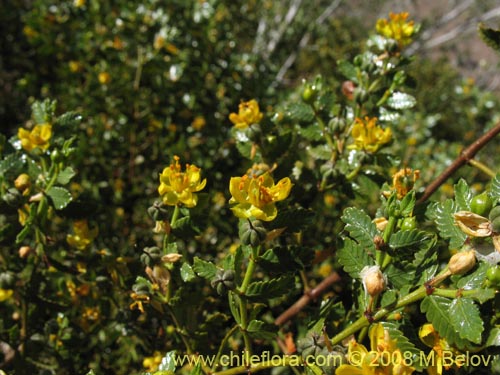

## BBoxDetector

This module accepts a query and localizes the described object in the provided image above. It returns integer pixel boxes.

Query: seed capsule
[448,250,476,275]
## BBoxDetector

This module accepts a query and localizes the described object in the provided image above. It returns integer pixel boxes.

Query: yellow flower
[98,72,111,84]
[143,351,163,372]
[66,220,98,250]
[391,168,420,199]
[337,323,415,375]
[0,289,14,303]
[229,99,263,130]
[419,323,462,375]
[348,117,392,153]
[191,115,206,131]
[158,156,207,207]
[18,123,52,152]
[229,172,292,221]
[376,12,415,47]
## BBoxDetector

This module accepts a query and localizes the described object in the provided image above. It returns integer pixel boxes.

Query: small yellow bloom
[0,289,14,303]
[143,351,163,372]
[191,115,206,131]
[229,99,263,129]
[158,155,206,207]
[419,323,462,375]
[376,12,415,47]
[337,323,415,375]
[391,168,420,199]
[73,0,86,7]
[229,172,292,221]
[348,117,392,153]
[130,292,150,314]
[98,72,111,84]
[66,220,98,250]
[15,173,31,194]
[18,123,52,152]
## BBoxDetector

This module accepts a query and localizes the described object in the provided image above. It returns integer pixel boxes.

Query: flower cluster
[229,172,292,221]
[18,123,52,152]
[337,323,415,375]
[376,12,416,47]
[348,117,392,153]
[158,155,206,207]
[229,99,263,130]
[419,323,461,375]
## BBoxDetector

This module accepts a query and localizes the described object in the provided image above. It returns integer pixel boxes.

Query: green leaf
[56,111,82,127]
[171,216,201,238]
[385,264,414,289]
[308,144,332,160]
[399,191,416,217]
[485,327,500,347]
[228,291,241,324]
[341,207,378,252]
[245,274,295,300]
[468,288,495,304]
[490,173,500,203]
[180,262,196,282]
[337,60,357,82]
[433,199,466,248]
[286,102,315,123]
[478,23,500,53]
[386,92,416,110]
[389,229,435,252]
[298,124,323,141]
[247,319,278,340]
[0,154,24,176]
[56,167,76,185]
[381,322,420,366]
[455,261,488,290]
[259,246,313,273]
[381,290,397,307]
[454,179,472,211]
[46,186,72,210]
[449,298,483,344]
[158,350,176,372]
[268,207,315,232]
[31,99,56,124]
[337,238,374,279]
[192,257,217,280]
[420,295,468,348]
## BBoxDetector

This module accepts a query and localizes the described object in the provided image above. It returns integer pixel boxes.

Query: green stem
[468,158,496,178]
[212,325,239,372]
[163,204,180,251]
[377,216,396,268]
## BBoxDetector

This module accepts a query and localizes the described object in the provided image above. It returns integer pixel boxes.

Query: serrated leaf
[341,207,378,252]
[455,261,488,290]
[390,229,435,251]
[307,144,331,160]
[490,173,500,203]
[192,257,217,280]
[381,322,420,365]
[420,295,468,348]
[298,124,323,141]
[454,179,472,211]
[379,107,400,122]
[46,186,72,210]
[337,238,374,279]
[485,327,500,347]
[268,207,315,232]
[386,92,416,110]
[385,264,414,289]
[337,60,357,82]
[56,167,76,185]
[171,216,200,238]
[180,262,196,282]
[478,23,500,53]
[0,154,24,176]
[245,274,294,300]
[449,298,483,344]
[32,99,56,124]
[286,102,315,123]
[56,111,82,127]
[259,246,312,273]
[158,350,176,372]
[247,319,277,340]
[434,199,466,248]
[381,290,397,307]
[399,191,416,217]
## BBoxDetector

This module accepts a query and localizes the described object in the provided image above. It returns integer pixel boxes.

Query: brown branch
[417,121,500,204]
[275,272,340,326]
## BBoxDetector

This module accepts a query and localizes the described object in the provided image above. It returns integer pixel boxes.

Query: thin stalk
[212,325,239,372]
[468,158,496,178]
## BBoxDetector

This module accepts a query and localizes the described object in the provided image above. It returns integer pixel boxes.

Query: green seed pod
[470,192,493,216]
[147,201,169,221]
[490,205,500,223]
[317,347,346,374]
[491,216,500,233]
[298,333,325,359]
[239,219,267,247]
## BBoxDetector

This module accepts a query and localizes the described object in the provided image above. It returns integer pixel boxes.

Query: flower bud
[360,265,386,297]
[19,246,32,258]
[14,174,31,194]
[448,250,476,275]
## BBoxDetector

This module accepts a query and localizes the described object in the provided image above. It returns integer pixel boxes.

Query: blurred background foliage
[1,0,500,374]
